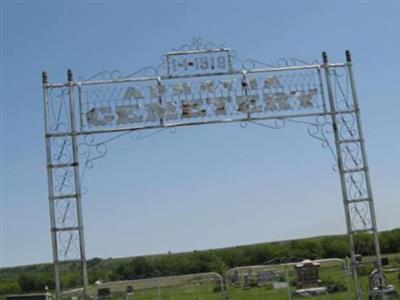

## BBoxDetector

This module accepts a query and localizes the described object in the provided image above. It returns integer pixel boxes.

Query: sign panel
[79,66,326,132]
[166,49,232,78]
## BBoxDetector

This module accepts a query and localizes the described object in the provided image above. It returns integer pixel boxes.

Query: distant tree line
[1,228,399,295]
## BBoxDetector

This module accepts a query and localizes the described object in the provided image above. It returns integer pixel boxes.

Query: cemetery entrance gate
[42,39,384,300]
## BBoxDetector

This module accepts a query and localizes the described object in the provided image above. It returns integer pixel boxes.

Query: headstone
[126,285,134,295]
[369,270,399,300]
[294,259,322,289]
[97,287,111,300]
[231,270,240,285]
[257,271,277,287]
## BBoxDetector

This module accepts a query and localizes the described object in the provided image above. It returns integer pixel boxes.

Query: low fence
[61,272,226,300]
[226,258,352,300]
[6,294,52,300]
[58,257,400,300]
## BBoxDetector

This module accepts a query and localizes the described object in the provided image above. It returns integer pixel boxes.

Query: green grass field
[57,259,399,300]
[2,253,399,300]
[2,270,399,300]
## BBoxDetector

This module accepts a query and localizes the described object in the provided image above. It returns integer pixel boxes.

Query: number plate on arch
[166,49,232,78]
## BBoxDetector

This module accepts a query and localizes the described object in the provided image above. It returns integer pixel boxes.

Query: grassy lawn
[2,271,398,300]
[65,268,398,300]
[103,262,399,300]
[2,255,399,300]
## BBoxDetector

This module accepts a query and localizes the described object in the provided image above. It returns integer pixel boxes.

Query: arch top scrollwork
[75,37,322,83]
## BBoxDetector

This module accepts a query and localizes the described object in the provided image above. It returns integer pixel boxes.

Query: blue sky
[1,1,399,268]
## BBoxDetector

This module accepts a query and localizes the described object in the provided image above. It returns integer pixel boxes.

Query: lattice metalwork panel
[330,67,355,112]
[47,87,72,134]
[78,68,326,133]
[46,87,82,259]
[349,201,372,231]
[57,231,80,261]
[328,66,375,234]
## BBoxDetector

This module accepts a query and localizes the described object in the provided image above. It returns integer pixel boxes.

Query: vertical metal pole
[157,77,164,127]
[322,52,362,300]
[285,266,292,300]
[157,277,161,300]
[67,69,90,299]
[345,258,353,300]
[346,50,384,294]
[214,273,227,300]
[317,68,328,114]
[241,71,251,120]
[43,71,62,299]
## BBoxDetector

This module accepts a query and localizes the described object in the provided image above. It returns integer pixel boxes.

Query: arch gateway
[42,39,386,299]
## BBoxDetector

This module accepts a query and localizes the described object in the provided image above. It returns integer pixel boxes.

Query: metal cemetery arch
[42,39,384,300]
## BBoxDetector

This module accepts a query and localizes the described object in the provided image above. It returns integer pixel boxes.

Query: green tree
[321,236,349,258]
[130,256,154,277]
[0,281,21,295]
[354,233,374,255]
[18,274,38,293]
[110,263,132,281]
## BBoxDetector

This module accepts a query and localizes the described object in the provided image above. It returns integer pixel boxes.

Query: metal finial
[322,52,328,64]
[345,50,352,63]
[42,71,48,84]
[67,69,73,82]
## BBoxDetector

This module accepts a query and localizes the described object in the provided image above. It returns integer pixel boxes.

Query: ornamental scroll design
[77,37,321,82]
[78,128,177,193]
[249,113,372,233]
[333,68,372,232]
[331,67,354,112]
[247,115,338,171]
[48,88,76,199]
[47,87,82,261]
[58,231,80,260]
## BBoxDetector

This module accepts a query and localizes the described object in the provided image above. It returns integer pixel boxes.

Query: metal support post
[43,71,62,299]
[67,70,90,299]
[322,52,362,300]
[345,50,385,298]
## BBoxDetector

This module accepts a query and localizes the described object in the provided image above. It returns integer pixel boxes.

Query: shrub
[213,285,222,293]
[324,277,348,294]
[264,283,274,290]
